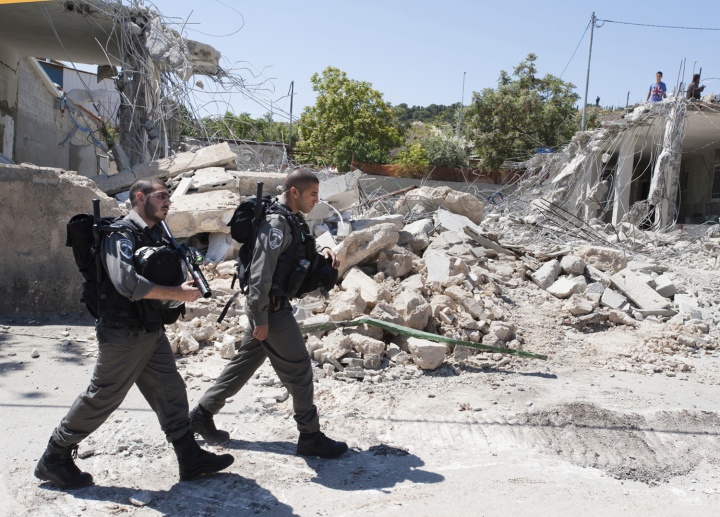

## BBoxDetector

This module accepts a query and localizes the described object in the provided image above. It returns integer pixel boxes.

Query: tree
[296,67,403,171]
[465,54,579,168]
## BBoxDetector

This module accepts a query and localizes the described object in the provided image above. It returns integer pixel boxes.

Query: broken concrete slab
[610,268,672,310]
[351,214,404,232]
[325,288,366,321]
[406,186,485,225]
[96,142,237,194]
[171,177,194,199]
[166,190,239,238]
[577,245,628,272]
[236,172,286,196]
[193,167,238,192]
[601,287,629,310]
[205,233,237,264]
[398,218,434,254]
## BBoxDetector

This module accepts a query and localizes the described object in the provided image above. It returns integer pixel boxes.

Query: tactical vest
[266,203,316,300]
[98,218,183,331]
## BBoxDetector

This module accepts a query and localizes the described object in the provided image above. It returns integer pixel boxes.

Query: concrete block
[165,190,239,238]
[325,287,366,321]
[610,268,672,310]
[560,255,586,275]
[674,294,703,320]
[406,186,484,225]
[653,274,677,298]
[407,337,447,370]
[547,277,580,299]
[531,259,561,289]
[205,232,236,264]
[424,254,451,283]
[393,290,432,330]
[171,177,194,199]
[335,223,399,277]
[341,267,382,307]
[585,282,606,296]
[577,245,628,272]
[377,246,414,279]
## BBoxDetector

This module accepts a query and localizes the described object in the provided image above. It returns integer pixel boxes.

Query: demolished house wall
[0,163,122,313]
[14,57,102,171]
[0,45,19,160]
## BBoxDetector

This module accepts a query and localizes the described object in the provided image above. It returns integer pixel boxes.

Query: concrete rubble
[4,149,719,383]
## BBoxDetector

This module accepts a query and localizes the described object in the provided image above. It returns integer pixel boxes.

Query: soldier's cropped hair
[284,168,319,193]
[129,178,167,207]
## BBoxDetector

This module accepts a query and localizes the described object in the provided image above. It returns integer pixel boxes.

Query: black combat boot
[34,438,93,489]
[172,431,234,481]
[189,404,230,443]
[297,431,348,458]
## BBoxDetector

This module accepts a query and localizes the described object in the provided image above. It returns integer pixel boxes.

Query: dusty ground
[2,261,720,517]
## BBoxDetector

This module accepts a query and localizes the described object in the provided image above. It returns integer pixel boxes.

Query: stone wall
[0,164,122,313]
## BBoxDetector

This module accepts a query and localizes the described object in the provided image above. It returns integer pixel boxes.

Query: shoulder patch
[269,228,284,250]
[119,238,134,259]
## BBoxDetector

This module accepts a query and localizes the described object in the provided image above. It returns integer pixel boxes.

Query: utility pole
[288,81,294,148]
[581,12,596,131]
[458,71,466,136]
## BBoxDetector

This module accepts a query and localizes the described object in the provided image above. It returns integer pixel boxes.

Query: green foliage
[465,54,580,168]
[422,132,469,168]
[393,142,430,178]
[296,66,403,171]
[393,103,459,128]
[199,111,298,143]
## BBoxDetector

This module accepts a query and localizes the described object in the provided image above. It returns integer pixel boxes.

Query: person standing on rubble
[189,168,349,458]
[646,71,667,103]
[687,73,705,100]
[35,178,234,489]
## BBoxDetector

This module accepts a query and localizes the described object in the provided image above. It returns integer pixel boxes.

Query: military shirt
[246,198,297,326]
[101,210,157,302]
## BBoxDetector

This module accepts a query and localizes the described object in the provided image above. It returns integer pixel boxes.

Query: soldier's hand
[176,280,202,302]
[321,247,339,269]
[253,324,269,341]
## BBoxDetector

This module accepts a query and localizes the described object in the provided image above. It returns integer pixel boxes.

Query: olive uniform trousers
[52,326,190,446]
[198,307,320,434]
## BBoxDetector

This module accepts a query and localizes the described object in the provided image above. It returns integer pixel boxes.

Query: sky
[140,0,720,121]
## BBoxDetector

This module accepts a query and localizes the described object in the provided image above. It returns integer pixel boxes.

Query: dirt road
[2,282,719,517]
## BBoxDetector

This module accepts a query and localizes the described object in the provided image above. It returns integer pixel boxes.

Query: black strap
[217,291,242,323]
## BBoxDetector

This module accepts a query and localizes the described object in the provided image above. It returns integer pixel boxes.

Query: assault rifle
[160,221,212,298]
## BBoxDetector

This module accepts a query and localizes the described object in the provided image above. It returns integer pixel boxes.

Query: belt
[98,319,146,331]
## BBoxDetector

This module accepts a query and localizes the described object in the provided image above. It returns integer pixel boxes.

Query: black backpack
[65,210,124,318]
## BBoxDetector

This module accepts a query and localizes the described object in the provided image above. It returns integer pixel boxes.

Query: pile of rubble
[157,171,719,383]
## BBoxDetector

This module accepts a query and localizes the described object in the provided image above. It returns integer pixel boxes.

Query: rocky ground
[3,200,720,516]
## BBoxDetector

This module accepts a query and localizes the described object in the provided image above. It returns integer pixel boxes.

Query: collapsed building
[1,2,718,382]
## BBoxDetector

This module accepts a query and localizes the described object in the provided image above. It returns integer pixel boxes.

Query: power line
[599,18,720,31]
[560,19,590,78]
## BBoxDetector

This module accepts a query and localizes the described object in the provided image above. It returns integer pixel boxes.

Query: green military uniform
[198,194,320,433]
[51,211,190,446]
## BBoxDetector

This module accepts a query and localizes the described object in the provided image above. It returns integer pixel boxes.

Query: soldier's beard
[144,198,167,225]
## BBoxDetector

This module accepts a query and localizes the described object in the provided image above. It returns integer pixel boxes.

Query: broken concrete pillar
[407,337,447,370]
[611,133,636,225]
